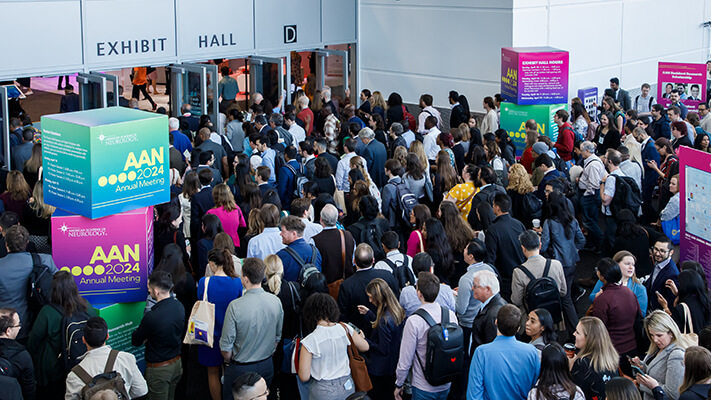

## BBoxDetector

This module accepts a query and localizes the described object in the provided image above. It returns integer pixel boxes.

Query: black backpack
[359,222,386,261]
[0,349,15,378]
[392,181,418,228]
[521,192,543,219]
[552,154,570,179]
[610,175,642,217]
[413,307,464,386]
[28,253,53,318]
[51,304,91,371]
[383,257,415,290]
[516,259,562,323]
[284,245,320,286]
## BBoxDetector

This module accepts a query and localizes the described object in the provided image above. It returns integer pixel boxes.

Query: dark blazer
[467,184,506,229]
[651,115,672,140]
[363,311,403,377]
[190,187,215,242]
[0,338,36,400]
[258,183,273,197]
[318,152,339,176]
[313,228,355,284]
[170,147,185,175]
[615,88,632,112]
[484,213,526,300]
[386,105,404,129]
[672,134,693,151]
[337,268,400,337]
[471,293,507,353]
[452,143,465,173]
[645,259,680,312]
[196,165,222,187]
[450,104,468,128]
[640,138,661,196]
[593,127,621,156]
[365,139,388,188]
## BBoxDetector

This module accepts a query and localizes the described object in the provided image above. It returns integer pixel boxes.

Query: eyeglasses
[248,388,269,400]
[653,247,670,254]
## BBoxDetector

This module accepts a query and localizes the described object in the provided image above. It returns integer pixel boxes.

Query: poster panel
[94,301,147,371]
[657,62,706,112]
[679,146,711,282]
[501,47,569,105]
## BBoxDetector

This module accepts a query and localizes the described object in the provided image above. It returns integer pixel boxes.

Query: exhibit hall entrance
[248,55,287,107]
[314,47,349,101]
[169,63,219,131]
[77,72,119,110]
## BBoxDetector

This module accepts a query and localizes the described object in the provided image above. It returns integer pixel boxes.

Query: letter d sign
[284,25,297,44]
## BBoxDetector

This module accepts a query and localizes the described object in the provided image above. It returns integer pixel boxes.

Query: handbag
[681,302,699,346]
[339,323,372,392]
[661,216,680,245]
[183,277,215,347]
[328,230,346,300]
[281,281,303,374]
[415,231,425,253]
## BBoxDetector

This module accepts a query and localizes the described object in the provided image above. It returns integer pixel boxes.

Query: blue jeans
[412,387,449,400]
[579,192,602,248]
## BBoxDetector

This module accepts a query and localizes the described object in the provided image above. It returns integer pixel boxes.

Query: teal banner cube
[41,107,169,219]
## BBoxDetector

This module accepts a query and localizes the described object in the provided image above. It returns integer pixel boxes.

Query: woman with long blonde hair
[1,170,31,218]
[409,141,429,178]
[631,310,688,399]
[370,91,387,122]
[570,317,620,400]
[506,163,535,226]
[238,208,264,258]
[359,278,405,399]
[434,150,458,207]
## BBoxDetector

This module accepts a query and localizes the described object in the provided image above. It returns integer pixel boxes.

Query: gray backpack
[71,349,129,400]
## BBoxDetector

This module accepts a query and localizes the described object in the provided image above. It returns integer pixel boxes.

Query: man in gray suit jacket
[610,77,632,112]
[11,129,34,172]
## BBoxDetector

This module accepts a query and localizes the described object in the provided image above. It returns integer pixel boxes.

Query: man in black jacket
[449,90,468,128]
[337,243,400,337]
[484,193,526,302]
[467,166,506,230]
[0,308,36,400]
[469,270,507,354]
[190,169,215,244]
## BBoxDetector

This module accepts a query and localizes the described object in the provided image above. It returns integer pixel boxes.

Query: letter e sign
[284,25,297,44]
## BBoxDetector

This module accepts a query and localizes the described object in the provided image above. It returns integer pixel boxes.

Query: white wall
[359,0,711,111]
[359,0,514,109]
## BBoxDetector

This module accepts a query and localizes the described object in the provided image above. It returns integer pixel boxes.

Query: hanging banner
[657,62,706,112]
[499,102,567,156]
[52,207,154,305]
[501,47,569,105]
[679,146,711,281]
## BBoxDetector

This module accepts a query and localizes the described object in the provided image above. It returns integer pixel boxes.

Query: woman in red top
[406,204,430,257]
[206,183,246,251]
[520,120,539,174]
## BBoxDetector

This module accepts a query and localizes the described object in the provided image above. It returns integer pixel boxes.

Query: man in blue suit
[646,237,679,311]
[358,127,387,189]
[633,126,661,225]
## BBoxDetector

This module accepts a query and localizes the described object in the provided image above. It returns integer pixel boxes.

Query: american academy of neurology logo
[97,133,138,146]
[58,223,108,237]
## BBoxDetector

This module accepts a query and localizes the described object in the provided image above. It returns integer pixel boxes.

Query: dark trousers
[641,184,657,225]
[449,325,473,400]
[223,357,273,400]
[132,83,156,107]
[580,192,603,249]
[369,374,395,400]
[58,75,69,88]
[37,378,65,400]
[562,265,579,338]
[602,215,617,257]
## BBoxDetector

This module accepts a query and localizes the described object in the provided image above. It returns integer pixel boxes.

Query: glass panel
[183,70,203,117]
[105,78,117,107]
[262,62,281,107]
[206,67,216,119]
[81,81,103,110]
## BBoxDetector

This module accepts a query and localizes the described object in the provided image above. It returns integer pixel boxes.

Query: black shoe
[57,85,63,90]
[577,276,598,288]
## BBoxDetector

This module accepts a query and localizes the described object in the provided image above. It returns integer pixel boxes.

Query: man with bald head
[196,127,229,177]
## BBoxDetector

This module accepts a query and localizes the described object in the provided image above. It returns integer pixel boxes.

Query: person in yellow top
[132,67,157,110]
[445,164,478,219]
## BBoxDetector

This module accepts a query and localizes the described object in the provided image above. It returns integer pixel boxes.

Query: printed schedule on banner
[685,165,711,243]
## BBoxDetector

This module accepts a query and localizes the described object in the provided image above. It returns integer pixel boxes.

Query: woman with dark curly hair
[298,293,369,400]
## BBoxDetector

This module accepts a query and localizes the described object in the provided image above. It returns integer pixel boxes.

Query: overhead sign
[0,1,83,80]
[255,0,321,50]
[83,0,176,69]
[176,0,254,60]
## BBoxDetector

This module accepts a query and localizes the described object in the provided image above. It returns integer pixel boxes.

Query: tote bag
[661,216,680,245]
[183,277,216,347]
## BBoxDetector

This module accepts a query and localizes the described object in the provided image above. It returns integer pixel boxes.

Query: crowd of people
[0,75,710,400]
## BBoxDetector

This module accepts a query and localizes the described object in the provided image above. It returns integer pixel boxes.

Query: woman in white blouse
[480,96,499,134]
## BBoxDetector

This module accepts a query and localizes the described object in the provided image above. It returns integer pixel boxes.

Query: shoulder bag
[681,302,699,346]
[339,323,372,392]
[328,230,347,300]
